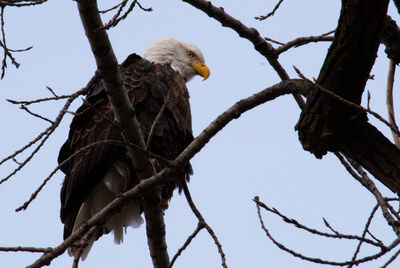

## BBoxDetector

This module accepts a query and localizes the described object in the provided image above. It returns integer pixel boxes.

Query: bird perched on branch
[58,38,210,259]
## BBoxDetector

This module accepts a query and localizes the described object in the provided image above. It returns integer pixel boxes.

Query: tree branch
[169,222,204,268]
[181,181,227,268]
[255,0,284,21]
[76,0,168,266]
[335,153,400,238]
[386,59,400,148]
[181,0,305,109]
[276,34,334,55]
[254,196,400,266]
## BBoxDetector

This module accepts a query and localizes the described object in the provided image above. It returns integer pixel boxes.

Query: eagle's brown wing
[58,54,193,239]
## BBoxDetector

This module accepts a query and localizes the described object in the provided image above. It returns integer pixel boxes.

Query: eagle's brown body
[58,54,194,247]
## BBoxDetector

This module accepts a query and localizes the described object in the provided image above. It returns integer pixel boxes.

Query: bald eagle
[58,38,210,259]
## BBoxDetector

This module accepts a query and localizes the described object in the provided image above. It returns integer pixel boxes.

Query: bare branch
[255,198,385,248]
[0,0,47,7]
[349,204,380,267]
[19,105,54,124]
[76,0,168,266]
[0,86,88,185]
[322,218,341,236]
[255,0,284,21]
[6,94,78,105]
[102,0,152,30]
[181,0,305,109]
[0,246,52,253]
[264,36,285,46]
[335,153,400,238]
[99,0,126,14]
[169,222,205,268]
[181,181,227,268]
[15,140,120,212]
[0,6,14,79]
[12,157,22,165]
[0,74,95,184]
[276,34,334,55]
[45,86,58,97]
[386,59,400,148]
[254,196,400,266]
[0,2,41,78]
[16,137,171,213]
[146,89,171,152]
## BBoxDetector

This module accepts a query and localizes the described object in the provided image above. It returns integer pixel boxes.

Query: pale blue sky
[1,1,399,267]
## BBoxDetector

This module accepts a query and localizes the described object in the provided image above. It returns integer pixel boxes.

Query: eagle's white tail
[69,160,143,260]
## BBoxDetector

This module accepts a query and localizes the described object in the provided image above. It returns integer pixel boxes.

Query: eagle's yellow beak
[191,61,210,81]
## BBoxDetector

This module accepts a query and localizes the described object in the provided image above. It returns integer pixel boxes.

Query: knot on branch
[295,86,367,159]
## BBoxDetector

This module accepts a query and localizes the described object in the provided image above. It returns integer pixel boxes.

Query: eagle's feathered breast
[58,54,194,244]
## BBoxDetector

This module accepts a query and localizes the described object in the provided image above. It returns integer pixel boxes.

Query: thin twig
[12,157,22,166]
[146,90,171,152]
[14,140,120,212]
[322,218,341,235]
[15,139,169,212]
[276,35,334,55]
[102,0,128,26]
[367,230,385,246]
[102,0,152,30]
[1,6,10,79]
[264,36,285,46]
[254,196,400,266]
[0,88,87,185]
[168,222,205,268]
[46,86,58,97]
[0,73,96,185]
[7,46,33,52]
[7,94,76,105]
[335,153,400,238]
[255,0,284,21]
[256,198,384,248]
[20,105,54,124]
[99,0,126,14]
[349,204,380,267]
[181,181,227,268]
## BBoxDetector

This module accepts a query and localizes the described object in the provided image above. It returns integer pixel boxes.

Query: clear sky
[1,1,400,267]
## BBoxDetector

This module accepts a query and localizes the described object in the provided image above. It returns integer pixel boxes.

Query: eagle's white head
[143,38,210,82]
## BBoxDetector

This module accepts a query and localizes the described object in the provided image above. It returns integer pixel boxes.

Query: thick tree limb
[295,0,400,194]
[382,16,400,63]
[75,0,168,267]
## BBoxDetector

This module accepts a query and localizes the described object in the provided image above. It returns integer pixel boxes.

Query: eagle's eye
[187,50,195,58]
